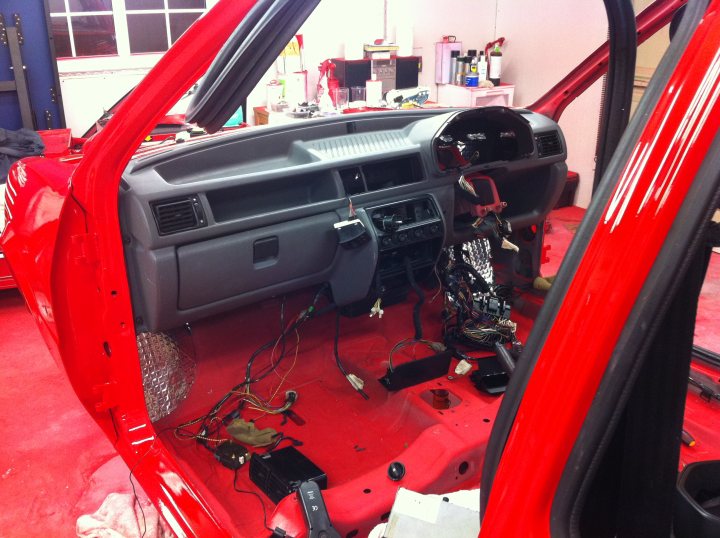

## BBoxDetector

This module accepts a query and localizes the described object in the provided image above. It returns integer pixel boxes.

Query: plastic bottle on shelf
[468,49,478,73]
[489,44,502,86]
[465,73,479,87]
[478,51,488,81]
[366,74,383,107]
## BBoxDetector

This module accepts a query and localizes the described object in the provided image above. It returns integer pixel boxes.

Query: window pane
[48,0,67,14]
[169,12,200,43]
[127,13,168,53]
[50,17,72,57]
[68,0,112,12]
[125,0,165,10]
[168,0,206,8]
[72,15,118,56]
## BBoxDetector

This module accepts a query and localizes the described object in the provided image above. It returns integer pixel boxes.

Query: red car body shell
[2,0,720,536]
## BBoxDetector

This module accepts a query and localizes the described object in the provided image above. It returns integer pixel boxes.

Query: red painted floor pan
[154,290,537,536]
[1,206,718,536]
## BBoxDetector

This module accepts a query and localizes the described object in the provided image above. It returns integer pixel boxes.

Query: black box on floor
[249,446,327,504]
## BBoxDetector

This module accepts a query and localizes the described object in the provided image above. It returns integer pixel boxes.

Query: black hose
[494,341,516,375]
[404,257,425,341]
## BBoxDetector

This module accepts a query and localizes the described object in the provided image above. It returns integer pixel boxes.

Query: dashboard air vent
[151,196,206,235]
[339,167,366,195]
[536,131,563,157]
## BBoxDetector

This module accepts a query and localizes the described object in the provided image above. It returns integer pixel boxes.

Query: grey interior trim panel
[120,108,568,332]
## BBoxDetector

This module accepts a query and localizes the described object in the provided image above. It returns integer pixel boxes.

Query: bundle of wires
[175,286,331,449]
[439,250,516,351]
[387,338,447,371]
[456,317,516,347]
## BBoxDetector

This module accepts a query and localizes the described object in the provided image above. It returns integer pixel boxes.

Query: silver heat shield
[460,238,494,286]
[137,331,195,422]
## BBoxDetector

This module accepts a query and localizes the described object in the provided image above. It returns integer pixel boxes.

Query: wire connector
[346,373,365,391]
[501,238,520,252]
[454,359,473,376]
[369,298,384,318]
[458,175,478,196]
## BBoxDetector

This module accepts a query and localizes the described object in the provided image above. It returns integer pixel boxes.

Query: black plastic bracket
[379,351,452,391]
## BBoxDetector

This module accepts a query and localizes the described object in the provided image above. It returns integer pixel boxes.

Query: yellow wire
[268,329,300,403]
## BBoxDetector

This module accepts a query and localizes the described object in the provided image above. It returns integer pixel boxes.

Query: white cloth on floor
[76,492,172,538]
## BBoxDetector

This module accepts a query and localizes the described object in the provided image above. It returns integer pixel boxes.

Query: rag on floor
[76,492,173,538]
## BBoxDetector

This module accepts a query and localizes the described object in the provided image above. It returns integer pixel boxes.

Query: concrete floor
[0,290,144,537]
[0,205,717,536]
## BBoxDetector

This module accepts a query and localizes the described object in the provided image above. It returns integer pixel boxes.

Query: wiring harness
[174,286,331,451]
[439,245,519,354]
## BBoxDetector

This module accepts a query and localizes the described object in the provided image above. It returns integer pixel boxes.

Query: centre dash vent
[151,195,207,236]
[535,131,563,157]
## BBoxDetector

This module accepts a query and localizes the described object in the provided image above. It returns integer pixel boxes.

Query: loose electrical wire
[387,338,445,372]
[244,284,329,388]
[233,469,274,534]
[125,429,174,538]
[449,262,491,294]
[269,329,300,401]
[129,457,148,538]
[404,257,425,341]
[334,310,370,400]
[175,285,337,448]
[430,267,444,304]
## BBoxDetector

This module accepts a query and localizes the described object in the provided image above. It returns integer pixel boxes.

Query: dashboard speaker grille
[151,196,206,235]
[535,131,563,157]
[307,131,410,159]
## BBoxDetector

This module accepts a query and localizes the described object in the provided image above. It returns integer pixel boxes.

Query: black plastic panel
[207,171,340,222]
[177,213,338,309]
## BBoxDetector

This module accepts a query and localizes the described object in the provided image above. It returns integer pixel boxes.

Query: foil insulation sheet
[137,331,195,422]
[447,238,494,286]
[461,238,494,285]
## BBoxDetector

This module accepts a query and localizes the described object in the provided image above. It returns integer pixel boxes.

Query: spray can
[489,44,502,86]
[450,50,460,87]
[456,57,467,86]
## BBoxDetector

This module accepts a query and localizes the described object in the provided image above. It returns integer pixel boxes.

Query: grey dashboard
[120,108,567,332]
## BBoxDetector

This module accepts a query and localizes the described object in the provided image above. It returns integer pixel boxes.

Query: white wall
[245,0,385,120]
[495,0,609,208]
[61,70,148,136]
[388,0,498,101]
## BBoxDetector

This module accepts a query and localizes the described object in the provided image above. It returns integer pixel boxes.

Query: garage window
[49,0,118,58]
[49,0,207,59]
